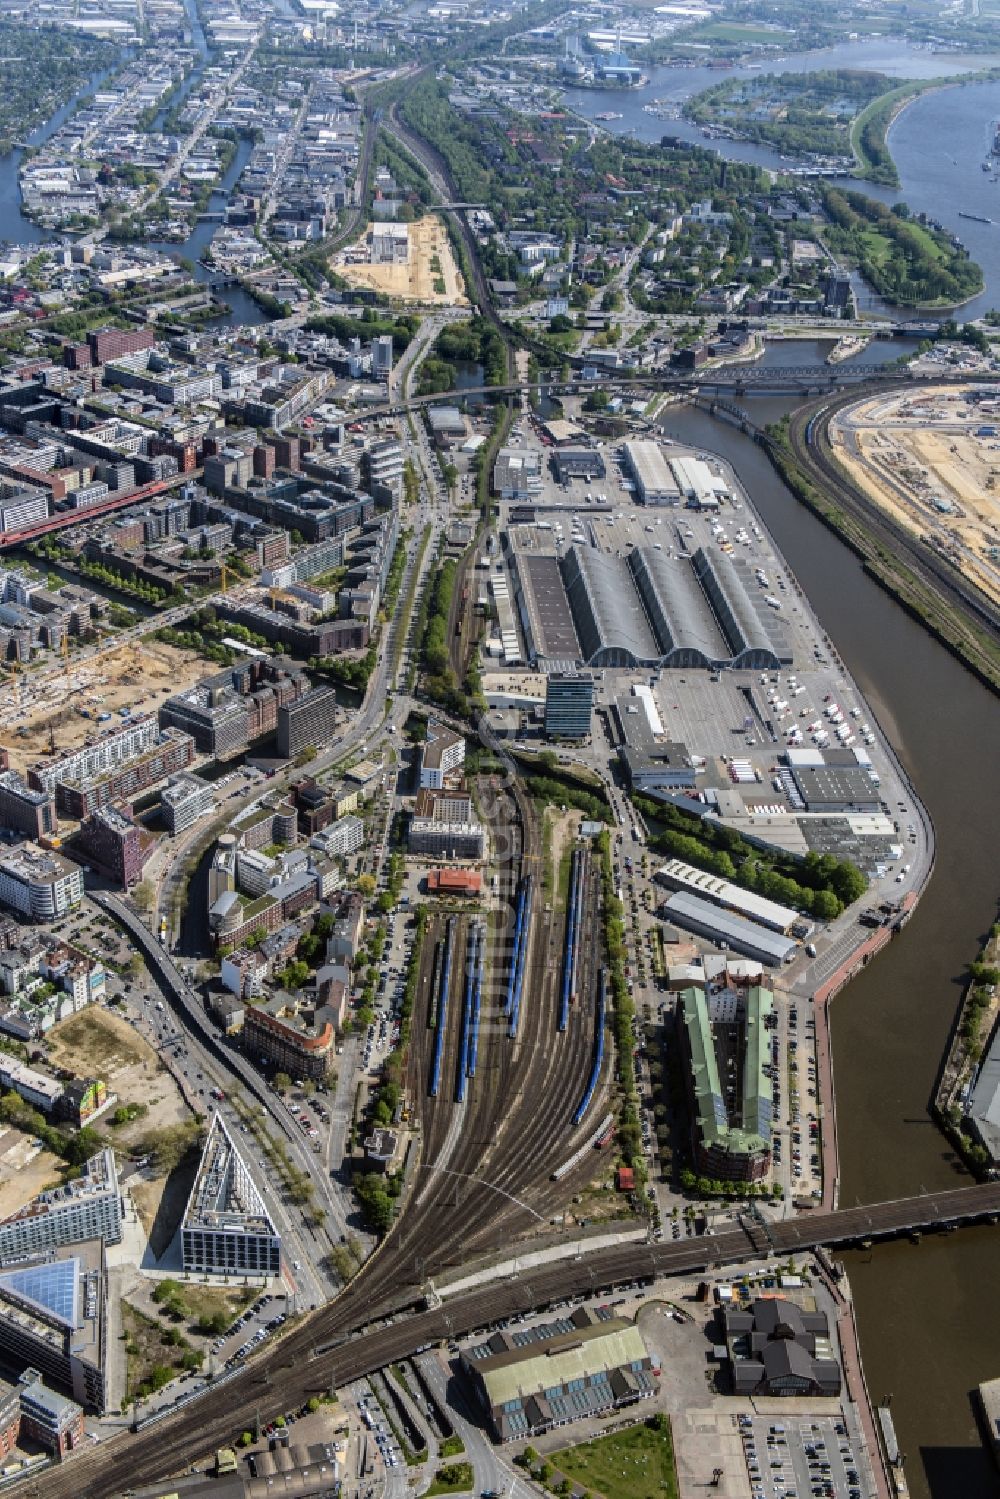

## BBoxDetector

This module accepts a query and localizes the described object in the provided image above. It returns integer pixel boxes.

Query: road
[18,1179,1000,1499]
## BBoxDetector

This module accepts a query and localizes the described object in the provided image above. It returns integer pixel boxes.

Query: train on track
[456,921,484,1102]
[467,918,484,1080]
[572,969,606,1127]
[504,875,533,1041]
[559,847,585,1033]
[429,918,456,1098]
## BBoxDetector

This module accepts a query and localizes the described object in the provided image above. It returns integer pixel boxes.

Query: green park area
[549,1415,679,1499]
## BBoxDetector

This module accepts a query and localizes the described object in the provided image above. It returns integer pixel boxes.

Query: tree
[274,1073,292,1095]
[811,889,840,922]
[133,881,154,912]
[354,1172,394,1234]
[355,874,376,897]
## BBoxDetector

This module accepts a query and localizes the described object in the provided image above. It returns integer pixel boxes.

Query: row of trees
[632,793,867,917]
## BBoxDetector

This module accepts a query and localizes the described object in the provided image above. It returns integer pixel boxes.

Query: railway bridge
[16,1181,1000,1499]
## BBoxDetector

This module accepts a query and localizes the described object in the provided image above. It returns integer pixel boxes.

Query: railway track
[785,396,1000,688]
[29,1171,1000,1498]
[13,745,615,1498]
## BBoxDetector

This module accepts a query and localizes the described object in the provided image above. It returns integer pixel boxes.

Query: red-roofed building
[616,1166,635,1192]
[426,869,483,897]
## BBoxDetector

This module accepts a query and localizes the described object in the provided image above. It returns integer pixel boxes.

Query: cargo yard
[829,385,1000,612]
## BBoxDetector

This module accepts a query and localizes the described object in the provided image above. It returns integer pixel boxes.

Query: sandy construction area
[334,214,467,304]
[5,638,208,774]
[0,1128,65,1221]
[831,388,1000,612]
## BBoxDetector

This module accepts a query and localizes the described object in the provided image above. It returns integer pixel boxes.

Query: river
[657,397,1000,1499]
[0,19,998,1492]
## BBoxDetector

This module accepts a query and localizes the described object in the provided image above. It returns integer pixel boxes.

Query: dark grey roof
[561,545,660,666]
[692,545,789,667]
[628,547,729,666]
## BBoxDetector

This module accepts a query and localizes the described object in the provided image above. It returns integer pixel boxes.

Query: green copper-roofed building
[677,982,773,1182]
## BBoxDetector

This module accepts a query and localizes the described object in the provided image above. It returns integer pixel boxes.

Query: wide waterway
[0,26,997,1495]
[657,397,1000,1499]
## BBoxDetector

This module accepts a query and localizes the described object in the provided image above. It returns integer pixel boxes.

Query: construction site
[829,386,1000,613]
[4,637,208,775]
[333,213,467,304]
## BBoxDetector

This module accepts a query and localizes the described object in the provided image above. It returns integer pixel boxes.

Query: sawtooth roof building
[460,1307,655,1442]
[560,546,660,667]
[534,543,789,671]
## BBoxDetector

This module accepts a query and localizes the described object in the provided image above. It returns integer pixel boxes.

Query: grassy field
[551,1418,679,1499]
[688,21,790,44]
[858,218,945,267]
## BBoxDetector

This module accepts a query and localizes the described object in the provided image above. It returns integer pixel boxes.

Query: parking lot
[740,1413,875,1499]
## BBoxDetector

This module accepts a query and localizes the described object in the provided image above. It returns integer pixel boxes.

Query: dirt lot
[334,214,467,305]
[5,638,209,774]
[45,1008,190,1141]
[0,1128,66,1221]
[832,387,1000,611]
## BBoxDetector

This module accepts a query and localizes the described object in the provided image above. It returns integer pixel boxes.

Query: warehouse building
[663,891,797,966]
[551,448,606,483]
[561,546,660,667]
[371,223,409,264]
[669,454,727,510]
[967,1033,1000,1164]
[656,859,799,934]
[461,1308,655,1441]
[789,765,882,814]
[691,547,789,669]
[614,692,696,795]
[493,447,542,501]
[627,548,729,668]
[181,1113,281,1277]
[677,982,773,1182]
[621,440,680,506]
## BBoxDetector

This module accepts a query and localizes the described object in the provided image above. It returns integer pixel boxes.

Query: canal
[657,398,1000,1499]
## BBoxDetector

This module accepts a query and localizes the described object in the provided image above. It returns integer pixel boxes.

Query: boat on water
[595,111,623,121]
[958,211,992,224]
